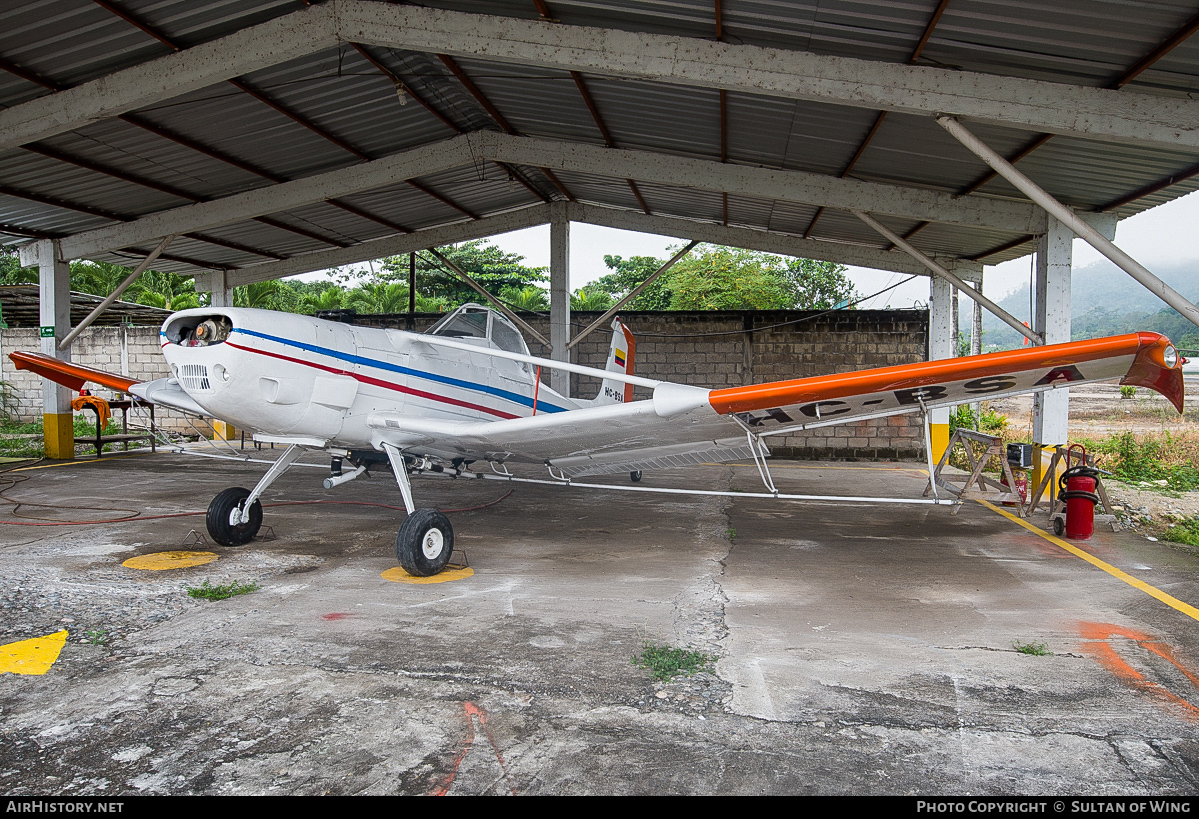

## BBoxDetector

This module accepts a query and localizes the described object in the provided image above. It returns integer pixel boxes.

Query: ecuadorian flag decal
[614,348,627,368]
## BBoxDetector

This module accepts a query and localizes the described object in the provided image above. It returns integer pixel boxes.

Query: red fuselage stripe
[225,342,519,420]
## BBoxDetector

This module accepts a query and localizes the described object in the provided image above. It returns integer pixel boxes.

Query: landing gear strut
[382,443,455,576]
[206,443,305,546]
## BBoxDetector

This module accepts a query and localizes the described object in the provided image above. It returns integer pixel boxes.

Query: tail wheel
[396,509,454,577]
[206,487,263,546]
[630,470,643,482]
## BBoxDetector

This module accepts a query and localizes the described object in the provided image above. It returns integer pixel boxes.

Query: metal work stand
[75,400,157,457]
[924,428,1026,516]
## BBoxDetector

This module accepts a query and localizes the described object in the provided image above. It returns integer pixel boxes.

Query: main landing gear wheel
[206,487,263,546]
[396,509,454,577]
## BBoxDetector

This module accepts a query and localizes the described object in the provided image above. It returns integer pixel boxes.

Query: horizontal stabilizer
[10,350,138,394]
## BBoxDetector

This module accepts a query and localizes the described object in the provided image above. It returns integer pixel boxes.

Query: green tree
[343,282,412,314]
[69,260,131,297]
[380,241,547,309]
[128,270,200,311]
[570,287,615,311]
[0,251,34,285]
[590,246,857,311]
[233,280,299,311]
[781,257,856,309]
[301,286,347,314]
[666,246,794,310]
[590,255,672,310]
[498,285,549,312]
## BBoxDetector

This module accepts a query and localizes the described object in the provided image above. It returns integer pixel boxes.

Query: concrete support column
[928,275,954,461]
[37,240,73,459]
[1032,214,1073,490]
[208,270,234,308]
[549,203,570,396]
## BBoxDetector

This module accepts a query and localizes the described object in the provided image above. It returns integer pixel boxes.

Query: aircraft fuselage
[159,307,574,448]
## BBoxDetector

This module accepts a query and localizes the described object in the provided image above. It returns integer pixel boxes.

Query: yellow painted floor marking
[123,551,218,570]
[382,566,475,584]
[978,499,1199,623]
[0,630,68,675]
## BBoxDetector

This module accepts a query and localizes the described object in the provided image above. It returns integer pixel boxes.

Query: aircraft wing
[9,350,209,416]
[370,332,1184,477]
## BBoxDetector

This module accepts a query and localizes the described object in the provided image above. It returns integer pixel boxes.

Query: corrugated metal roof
[0,0,1195,280]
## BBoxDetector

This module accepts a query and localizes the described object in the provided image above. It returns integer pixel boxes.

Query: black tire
[1052,517,1065,537]
[396,509,454,577]
[630,470,643,482]
[206,487,263,547]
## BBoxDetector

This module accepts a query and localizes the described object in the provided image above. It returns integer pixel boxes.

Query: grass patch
[726,527,736,541]
[949,404,1009,437]
[186,579,260,600]
[633,642,714,681]
[1013,639,1051,656]
[85,630,108,646]
[1164,518,1199,547]
[0,415,126,460]
[1075,431,1199,493]
[1120,386,1137,399]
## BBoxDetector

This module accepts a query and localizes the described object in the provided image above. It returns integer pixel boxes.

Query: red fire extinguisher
[1059,465,1100,540]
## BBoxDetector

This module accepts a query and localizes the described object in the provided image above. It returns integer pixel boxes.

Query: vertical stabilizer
[594,319,638,404]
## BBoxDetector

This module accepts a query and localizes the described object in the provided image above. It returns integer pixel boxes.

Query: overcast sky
[318,189,1199,310]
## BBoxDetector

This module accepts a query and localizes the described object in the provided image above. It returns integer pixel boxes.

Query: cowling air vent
[180,364,211,392]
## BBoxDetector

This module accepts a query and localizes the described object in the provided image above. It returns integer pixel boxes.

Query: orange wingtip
[708,332,1184,415]
[9,350,139,394]
[1122,332,1185,413]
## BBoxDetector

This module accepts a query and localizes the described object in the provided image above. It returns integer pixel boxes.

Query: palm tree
[500,285,549,312]
[70,261,129,297]
[343,282,411,314]
[301,286,346,314]
[128,270,200,310]
[571,287,615,311]
[234,280,299,311]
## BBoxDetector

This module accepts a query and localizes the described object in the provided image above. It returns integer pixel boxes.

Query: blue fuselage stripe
[230,328,567,413]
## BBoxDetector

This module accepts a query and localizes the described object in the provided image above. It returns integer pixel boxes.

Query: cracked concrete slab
[1,452,1197,794]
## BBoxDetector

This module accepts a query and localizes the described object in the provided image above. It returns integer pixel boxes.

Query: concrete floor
[1,448,1198,795]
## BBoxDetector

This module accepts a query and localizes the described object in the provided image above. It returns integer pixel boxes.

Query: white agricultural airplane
[11,303,1185,576]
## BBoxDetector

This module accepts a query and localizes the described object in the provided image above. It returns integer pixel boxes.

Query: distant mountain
[979,259,1199,351]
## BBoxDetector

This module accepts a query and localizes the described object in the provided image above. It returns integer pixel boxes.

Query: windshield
[426,304,529,356]
[427,305,489,339]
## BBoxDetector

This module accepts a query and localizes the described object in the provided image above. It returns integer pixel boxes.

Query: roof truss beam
[351,3,1199,148]
[565,203,982,281]
[3,2,1198,154]
[27,134,475,263]
[219,199,987,290]
[484,135,1046,234]
[24,133,1048,264]
[218,204,552,287]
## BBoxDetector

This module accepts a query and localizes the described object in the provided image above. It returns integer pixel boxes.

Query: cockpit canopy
[426,303,530,356]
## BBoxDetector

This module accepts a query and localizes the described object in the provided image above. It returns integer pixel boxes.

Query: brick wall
[1,326,196,434]
[357,309,930,460]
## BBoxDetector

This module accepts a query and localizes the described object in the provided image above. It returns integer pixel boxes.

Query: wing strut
[917,398,940,501]
[744,429,778,495]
